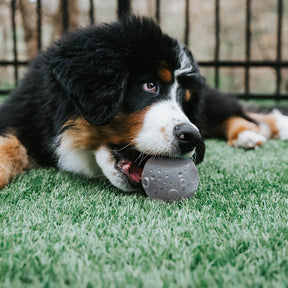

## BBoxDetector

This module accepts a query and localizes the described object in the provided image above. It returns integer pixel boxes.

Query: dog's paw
[272,109,288,140]
[233,131,267,149]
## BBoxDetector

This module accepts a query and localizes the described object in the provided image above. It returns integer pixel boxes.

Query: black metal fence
[0,0,287,99]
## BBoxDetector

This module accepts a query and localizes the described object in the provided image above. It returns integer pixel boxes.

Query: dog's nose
[174,123,202,154]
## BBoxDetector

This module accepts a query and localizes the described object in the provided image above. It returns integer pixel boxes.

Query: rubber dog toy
[142,157,199,202]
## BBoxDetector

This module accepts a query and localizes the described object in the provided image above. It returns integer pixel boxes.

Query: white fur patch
[258,122,271,139]
[56,136,102,177]
[95,146,135,192]
[272,109,288,140]
[234,131,267,149]
[176,43,194,76]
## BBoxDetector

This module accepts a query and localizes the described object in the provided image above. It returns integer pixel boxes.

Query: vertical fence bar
[184,0,190,46]
[89,0,95,25]
[62,0,69,32]
[214,0,220,88]
[245,0,251,96]
[36,0,42,51]
[118,0,131,20]
[155,0,160,25]
[276,0,283,98]
[11,0,18,86]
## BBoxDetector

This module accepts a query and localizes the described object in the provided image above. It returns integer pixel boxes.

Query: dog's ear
[45,36,129,126]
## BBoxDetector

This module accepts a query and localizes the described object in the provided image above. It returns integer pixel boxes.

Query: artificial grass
[1,140,288,288]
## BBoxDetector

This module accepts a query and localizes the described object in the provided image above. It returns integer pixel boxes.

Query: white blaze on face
[175,42,196,76]
[133,43,199,156]
[133,100,190,156]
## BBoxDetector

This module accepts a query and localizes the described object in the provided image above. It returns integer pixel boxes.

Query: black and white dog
[0,16,287,192]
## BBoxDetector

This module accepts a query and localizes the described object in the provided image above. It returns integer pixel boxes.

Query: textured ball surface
[142,157,199,202]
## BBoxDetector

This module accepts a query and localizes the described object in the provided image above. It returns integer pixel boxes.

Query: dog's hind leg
[248,110,288,141]
[221,116,268,149]
[0,134,29,188]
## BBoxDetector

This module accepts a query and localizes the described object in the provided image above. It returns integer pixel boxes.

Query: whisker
[113,143,134,152]
[138,153,151,165]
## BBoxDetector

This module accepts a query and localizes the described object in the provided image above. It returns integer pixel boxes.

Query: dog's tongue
[129,163,143,183]
[121,161,143,183]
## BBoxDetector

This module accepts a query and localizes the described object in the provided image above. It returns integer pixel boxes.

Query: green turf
[0,96,8,105]
[1,140,288,288]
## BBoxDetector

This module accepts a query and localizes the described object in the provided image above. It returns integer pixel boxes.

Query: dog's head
[47,16,205,192]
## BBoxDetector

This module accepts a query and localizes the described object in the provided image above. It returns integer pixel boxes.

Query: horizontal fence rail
[0,0,287,100]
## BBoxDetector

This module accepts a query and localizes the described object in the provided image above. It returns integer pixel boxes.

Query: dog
[0,16,287,192]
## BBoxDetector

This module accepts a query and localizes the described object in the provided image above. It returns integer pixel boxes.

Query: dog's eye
[143,82,159,93]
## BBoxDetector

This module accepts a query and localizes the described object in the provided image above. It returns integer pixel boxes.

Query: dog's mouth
[109,141,204,189]
[110,144,151,188]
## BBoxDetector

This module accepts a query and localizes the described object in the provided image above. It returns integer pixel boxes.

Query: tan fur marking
[160,127,169,141]
[0,135,29,188]
[62,109,148,150]
[248,112,279,138]
[163,133,169,142]
[222,117,262,146]
[157,61,172,82]
[185,90,191,102]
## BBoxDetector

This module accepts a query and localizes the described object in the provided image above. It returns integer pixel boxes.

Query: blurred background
[0,0,287,99]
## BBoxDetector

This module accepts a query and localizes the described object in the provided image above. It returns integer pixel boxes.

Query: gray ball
[142,157,199,202]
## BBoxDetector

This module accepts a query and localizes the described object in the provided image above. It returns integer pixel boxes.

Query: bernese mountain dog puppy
[0,16,287,192]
